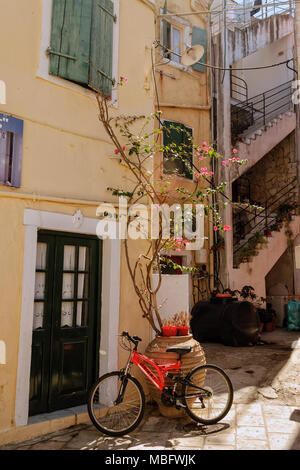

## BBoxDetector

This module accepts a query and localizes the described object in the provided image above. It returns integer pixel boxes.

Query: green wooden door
[29,231,102,416]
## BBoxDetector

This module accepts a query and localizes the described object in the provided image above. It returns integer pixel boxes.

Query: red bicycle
[88,331,233,436]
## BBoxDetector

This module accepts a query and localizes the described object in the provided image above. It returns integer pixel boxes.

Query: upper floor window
[0,114,23,188]
[163,120,193,180]
[161,10,207,73]
[163,21,182,64]
[47,0,115,96]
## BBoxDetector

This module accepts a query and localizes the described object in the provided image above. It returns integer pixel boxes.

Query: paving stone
[204,432,236,446]
[262,405,296,418]
[127,445,167,450]
[203,444,235,450]
[30,440,65,450]
[236,426,267,440]
[14,445,33,450]
[236,414,264,426]
[268,432,295,450]
[236,440,269,450]
[63,430,107,450]
[168,436,205,449]
[264,416,300,433]
[139,416,175,433]
[237,403,263,415]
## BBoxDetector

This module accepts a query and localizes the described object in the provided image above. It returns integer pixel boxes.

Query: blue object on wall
[287,300,300,331]
[0,113,23,135]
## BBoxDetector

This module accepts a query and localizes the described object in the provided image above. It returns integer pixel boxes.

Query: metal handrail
[233,177,297,254]
[230,67,248,102]
[231,80,294,140]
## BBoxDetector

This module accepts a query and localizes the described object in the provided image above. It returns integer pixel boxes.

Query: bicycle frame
[130,350,181,392]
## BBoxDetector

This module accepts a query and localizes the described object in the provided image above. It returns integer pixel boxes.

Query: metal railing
[211,0,295,34]
[230,67,249,102]
[231,79,294,140]
[233,177,298,255]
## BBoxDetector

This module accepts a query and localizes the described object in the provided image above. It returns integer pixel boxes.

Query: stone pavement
[1,329,300,451]
[2,402,299,451]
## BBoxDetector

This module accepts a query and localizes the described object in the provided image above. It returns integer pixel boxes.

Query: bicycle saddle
[166,346,192,355]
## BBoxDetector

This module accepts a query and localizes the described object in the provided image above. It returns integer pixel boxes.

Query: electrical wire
[155,40,294,72]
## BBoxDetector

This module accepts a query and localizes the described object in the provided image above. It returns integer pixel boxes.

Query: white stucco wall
[152,274,191,325]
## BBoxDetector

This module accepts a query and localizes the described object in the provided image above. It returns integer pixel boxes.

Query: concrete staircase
[239,111,294,146]
[229,216,300,300]
[233,212,278,266]
[233,110,296,179]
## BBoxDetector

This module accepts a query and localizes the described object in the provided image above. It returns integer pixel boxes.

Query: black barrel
[190,300,260,346]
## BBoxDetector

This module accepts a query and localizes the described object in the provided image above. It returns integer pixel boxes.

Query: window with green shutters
[48,0,115,96]
[163,121,193,180]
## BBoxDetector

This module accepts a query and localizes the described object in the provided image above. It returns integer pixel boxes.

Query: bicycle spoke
[184,365,233,425]
[88,372,145,435]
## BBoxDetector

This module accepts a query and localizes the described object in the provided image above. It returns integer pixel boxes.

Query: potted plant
[173,311,191,336]
[95,82,248,417]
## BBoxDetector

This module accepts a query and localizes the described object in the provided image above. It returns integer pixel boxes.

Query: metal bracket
[98,2,117,22]
[46,47,77,61]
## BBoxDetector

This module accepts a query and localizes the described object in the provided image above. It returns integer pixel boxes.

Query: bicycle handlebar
[121,331,142,348]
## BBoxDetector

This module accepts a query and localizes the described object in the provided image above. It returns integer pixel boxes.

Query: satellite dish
[181,45,204,66]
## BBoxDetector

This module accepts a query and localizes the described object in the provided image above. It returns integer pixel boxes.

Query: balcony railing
[233,176,298,255]
[231,79,294,141]
[230,67,249,102]
[211,0,295,34]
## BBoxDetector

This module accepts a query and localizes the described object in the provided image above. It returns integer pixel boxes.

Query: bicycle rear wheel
[88,371,145,436]
[183,364,233,425]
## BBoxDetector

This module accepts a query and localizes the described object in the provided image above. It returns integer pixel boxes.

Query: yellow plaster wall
[0,0,156,442]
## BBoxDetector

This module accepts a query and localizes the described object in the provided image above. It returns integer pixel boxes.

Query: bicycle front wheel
[88,371,145,436]
[183,364,233,425]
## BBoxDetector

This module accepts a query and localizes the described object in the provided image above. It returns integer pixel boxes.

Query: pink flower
[224,225,231,232]
[122,146,126,151]
[195,173,200,179]
[232,149,238,153]
[114,149,119,155]
[176,248,182,252]
[202,141,207,147]
[213,225,218,231]
[222,161,226,166]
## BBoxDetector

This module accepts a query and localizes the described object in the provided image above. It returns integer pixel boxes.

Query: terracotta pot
[162,326,178,337]
[177,326,189,336]
[145,334,206,418]
[264,321,275,332]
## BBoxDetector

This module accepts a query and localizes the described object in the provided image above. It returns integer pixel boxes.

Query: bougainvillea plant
[95,79,248,335]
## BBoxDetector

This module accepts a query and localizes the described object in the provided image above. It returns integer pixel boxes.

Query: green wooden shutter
[163,121,193,179]
[89,0,115,96]
[49,0,93,84]
[191,26,207,73]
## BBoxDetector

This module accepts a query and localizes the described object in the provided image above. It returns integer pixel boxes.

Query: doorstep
[0,405,90,447]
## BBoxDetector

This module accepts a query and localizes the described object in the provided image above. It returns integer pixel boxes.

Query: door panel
[29,231,101,416]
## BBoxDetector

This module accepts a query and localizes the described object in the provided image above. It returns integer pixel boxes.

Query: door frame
[15,209,121,427]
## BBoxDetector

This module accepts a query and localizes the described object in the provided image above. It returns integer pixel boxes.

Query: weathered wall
[0,0,156,445]
[234,131,297,205]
